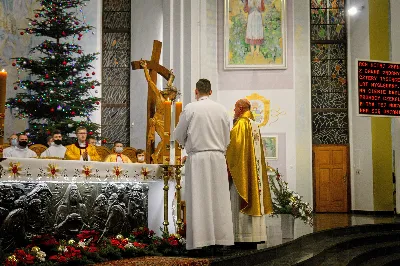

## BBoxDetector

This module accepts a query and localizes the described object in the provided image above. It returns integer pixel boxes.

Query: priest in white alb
[41,130,67,159]
[226,99,273,243]
[174,78,234,251]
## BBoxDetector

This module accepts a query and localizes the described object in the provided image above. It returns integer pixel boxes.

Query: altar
[0,158,181,252]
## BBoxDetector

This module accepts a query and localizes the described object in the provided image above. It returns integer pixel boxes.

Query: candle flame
[1,69,4,72]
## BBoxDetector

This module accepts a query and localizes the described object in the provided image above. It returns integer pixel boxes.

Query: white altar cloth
[0,158,163,182]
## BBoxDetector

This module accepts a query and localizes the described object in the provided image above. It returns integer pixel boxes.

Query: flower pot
[280,214,294,239]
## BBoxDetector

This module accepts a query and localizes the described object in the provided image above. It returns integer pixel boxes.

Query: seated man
[5,134,37,158]
[41,130,67,159]
[88,137,97,146]
[65,127,101,161]
[3,134,18,157]
[104,141,132,163]
[135,149,146,164]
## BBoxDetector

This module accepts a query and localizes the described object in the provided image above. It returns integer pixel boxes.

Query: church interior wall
[215,0,300,195]
[348,0,374,211]
[293,0,313,205]
[130,0,164,149]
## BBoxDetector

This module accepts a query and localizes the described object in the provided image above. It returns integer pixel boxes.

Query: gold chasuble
[65,143,101,161]
[226,111,273,216]
[104,154,132,163]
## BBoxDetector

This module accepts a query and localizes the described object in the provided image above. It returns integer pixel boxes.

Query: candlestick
[0,70,7,158]
[175,101,182,164]
[163,98,172,164]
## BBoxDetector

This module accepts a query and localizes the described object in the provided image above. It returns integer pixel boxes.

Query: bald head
[237,99,251,110]
[234,99,251,118]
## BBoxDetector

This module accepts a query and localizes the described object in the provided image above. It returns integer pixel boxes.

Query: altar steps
[210,223,400,266]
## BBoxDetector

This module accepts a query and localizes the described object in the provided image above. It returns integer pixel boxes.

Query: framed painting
[262,135,278,160]
[224,0,287,69]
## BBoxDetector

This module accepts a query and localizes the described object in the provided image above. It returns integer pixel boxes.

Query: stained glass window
[102,1,131,147]
[311,0,348,144]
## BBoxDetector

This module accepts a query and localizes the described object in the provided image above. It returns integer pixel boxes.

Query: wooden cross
[131,40,172,164]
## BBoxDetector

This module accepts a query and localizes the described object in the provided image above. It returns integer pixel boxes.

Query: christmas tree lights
[6,0,101,144]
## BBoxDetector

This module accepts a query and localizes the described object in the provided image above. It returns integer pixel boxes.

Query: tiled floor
[263,213,399,249]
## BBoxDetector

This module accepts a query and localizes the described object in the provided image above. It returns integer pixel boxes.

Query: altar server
[104,141,132,163]
[41,130,67,159]
[3,134,18,157]
[174,78,234,250]
[6,134,37,158]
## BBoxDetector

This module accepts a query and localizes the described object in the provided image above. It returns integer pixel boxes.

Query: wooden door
[313,145,349,212]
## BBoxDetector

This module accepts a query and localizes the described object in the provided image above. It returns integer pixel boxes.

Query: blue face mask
[11,139,18,147]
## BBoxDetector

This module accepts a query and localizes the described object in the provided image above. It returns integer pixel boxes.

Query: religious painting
[262,135,278,160]
[246,93,270,127]
[224,0,287,69]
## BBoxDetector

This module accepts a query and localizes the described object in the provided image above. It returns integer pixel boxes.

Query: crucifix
[131,40,177,164]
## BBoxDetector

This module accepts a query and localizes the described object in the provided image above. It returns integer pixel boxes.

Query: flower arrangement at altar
[268,169,314,226]
[3,229,186,265]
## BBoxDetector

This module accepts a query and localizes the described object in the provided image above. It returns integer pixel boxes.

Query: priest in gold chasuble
[226,99,273,243]
[65,126,101,162]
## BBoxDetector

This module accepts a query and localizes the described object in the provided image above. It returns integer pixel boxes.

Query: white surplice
[3,146,15,157]
[6,146,37,158]
[174,96,234,250]
[40,144,67,159]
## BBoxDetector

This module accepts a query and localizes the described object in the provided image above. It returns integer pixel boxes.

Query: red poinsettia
[49,255,67,263]
[77,230,100,243]
[110,238,128,250]
[14,249,35,264]
[133,242,148,249]
[31,234,59,247]
[64,246,82,259]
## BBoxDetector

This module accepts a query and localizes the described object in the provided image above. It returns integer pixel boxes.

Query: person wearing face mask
[135,149,146,164]
[3,134,18,158]
[104,141,132,163]
[40,130,67,159]
[46,136,54,147]
[6,134,37,158]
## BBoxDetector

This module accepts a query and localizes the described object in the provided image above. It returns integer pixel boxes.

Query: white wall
[81,0,102,127]
[190,0,219,102]
[348,0,374,211]
[293,0,312,204]
[130,0,164,149]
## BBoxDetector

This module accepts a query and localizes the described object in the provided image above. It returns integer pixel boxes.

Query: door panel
[314,145,349,212]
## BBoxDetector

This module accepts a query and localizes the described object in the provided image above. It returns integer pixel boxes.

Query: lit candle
[163,98,172,164]
[175,101,182,164]
[0,70,7,157]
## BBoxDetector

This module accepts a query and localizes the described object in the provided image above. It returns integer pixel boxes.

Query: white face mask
[115,147,123,153]
[10,139,18,147]
[137,155,145,162]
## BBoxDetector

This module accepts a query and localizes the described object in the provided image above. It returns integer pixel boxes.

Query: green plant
[268,169,313,226]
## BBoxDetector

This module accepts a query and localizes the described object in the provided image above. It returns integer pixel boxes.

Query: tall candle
[175,101,182,164]
[163,98,172,164]
[0,70,7,157]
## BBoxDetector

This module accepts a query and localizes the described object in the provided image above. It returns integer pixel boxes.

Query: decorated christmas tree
[6,0,100,144]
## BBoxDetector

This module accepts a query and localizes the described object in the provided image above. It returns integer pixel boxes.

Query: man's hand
[82,151,88,161]
[182,156,187,164]
[140,59,147,68]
